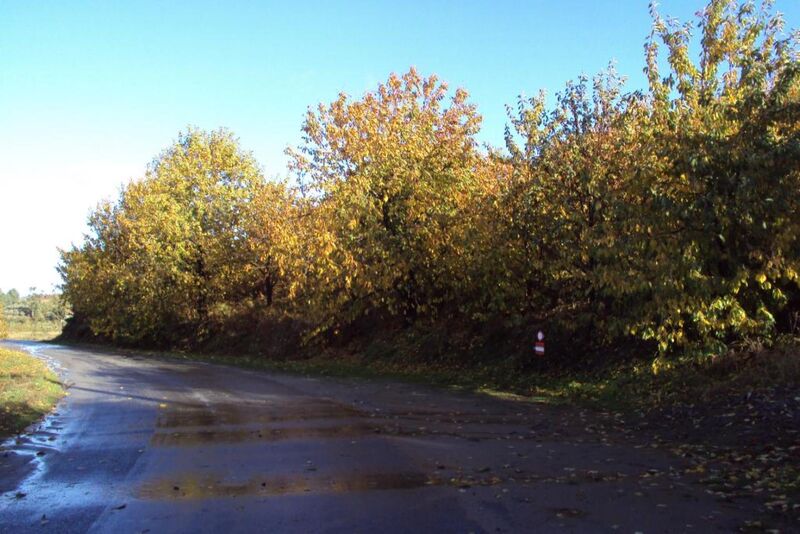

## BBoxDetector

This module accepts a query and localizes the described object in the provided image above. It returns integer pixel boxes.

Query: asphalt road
[0,341,758,533]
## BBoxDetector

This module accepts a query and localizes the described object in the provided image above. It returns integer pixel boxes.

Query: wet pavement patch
[150,400,543,450]
[138,472,437,499]
[150,423,385,446]
[155,402,366,429]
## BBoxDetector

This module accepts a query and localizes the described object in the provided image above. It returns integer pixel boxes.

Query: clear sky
[1,1,798,294]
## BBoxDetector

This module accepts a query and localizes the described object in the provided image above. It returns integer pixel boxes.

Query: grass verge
[0,347,64,439]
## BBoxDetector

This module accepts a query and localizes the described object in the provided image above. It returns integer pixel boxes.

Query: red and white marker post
[534,331,545,357]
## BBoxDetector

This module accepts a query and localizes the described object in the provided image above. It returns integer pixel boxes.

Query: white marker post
[534,331,545,357]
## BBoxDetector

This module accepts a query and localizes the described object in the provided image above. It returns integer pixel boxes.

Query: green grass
[0,347,64,438]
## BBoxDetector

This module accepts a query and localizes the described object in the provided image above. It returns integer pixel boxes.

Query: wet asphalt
[0,341,758,533]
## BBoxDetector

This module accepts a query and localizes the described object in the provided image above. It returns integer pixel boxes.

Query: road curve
[0,341,756,533]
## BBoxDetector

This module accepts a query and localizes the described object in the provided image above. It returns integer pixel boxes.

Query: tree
[58,1,800,360]
[493,0,799,357]
[0,289,20,307]
[288,68,484,330]
[618,0,800,354]
[60,128,287,345]
[501,68,641,333]
[230,179,299,309]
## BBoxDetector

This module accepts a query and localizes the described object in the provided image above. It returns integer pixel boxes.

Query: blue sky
[1,1,798,293]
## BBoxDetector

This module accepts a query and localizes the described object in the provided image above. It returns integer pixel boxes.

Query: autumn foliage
[60,1,800,362]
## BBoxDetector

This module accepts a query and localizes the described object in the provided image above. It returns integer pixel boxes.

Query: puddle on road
[150,399,536,447]
[149,421,509,446]
[150,423,386,446]
[156,402,366,429]
[138,472,438,499]
[156,402,530,432]
[152,400,374,446]
[150,418,514,447]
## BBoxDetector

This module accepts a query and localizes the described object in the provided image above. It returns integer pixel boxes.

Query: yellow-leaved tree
[288,68,484,332]
[60,128,295,346]
[615,0,800,355]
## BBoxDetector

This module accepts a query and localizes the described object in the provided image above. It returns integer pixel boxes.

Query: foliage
[288,68,484,330]
[622,0,800,354]
[498,0,800,355]
[60,128,296,346]
[499,67,642,342]
[0,303,8,339]
[59,1,799,360]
